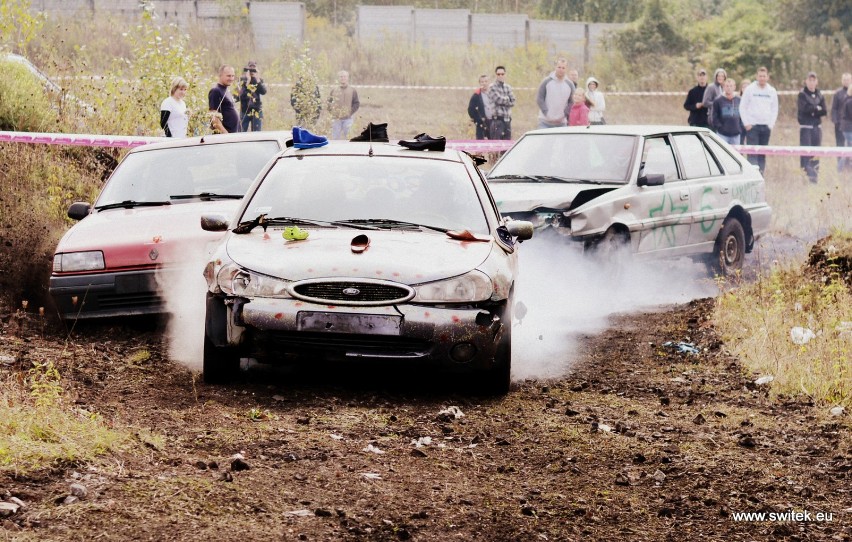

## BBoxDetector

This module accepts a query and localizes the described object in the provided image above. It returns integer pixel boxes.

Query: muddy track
[1,296,850,541]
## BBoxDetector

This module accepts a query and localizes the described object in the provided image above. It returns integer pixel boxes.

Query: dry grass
[714,236,852,407]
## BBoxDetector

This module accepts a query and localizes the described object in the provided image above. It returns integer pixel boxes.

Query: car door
[636,136,691,254]
[670,133,727,248]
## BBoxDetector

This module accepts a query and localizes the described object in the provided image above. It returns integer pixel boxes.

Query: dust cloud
[510,233,719,382]
[159,256,209,371]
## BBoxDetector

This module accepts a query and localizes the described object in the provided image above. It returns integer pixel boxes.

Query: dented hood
[488,182,609,213]
[56,200,238,268]
[225,228,495,284]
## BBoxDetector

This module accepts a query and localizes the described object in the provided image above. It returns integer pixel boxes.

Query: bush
[0,60,59,131]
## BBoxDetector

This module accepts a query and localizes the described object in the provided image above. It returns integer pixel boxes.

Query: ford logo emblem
[342,287,360,296]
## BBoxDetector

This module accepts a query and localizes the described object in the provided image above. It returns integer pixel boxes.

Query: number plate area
[297,311,402,335]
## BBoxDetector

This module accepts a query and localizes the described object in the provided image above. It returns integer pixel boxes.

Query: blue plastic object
[662,341,700,355]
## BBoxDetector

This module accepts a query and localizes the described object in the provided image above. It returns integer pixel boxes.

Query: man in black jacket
[468,74,493,139]
[797,72,827,183]
[239,60,267,132]
[683,69,709,128]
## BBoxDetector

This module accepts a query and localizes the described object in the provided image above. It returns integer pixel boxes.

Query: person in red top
[568,88,590,126]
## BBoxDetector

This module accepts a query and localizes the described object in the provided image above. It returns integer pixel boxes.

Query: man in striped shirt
[487,66,516,140]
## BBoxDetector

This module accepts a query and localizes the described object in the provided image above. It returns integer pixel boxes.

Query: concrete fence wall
[31,1,623,65]
[356,6,624,71]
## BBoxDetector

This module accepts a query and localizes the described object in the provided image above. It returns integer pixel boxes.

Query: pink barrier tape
[733,145,851,157]
[3,131,849,158]
[0,130,164,148]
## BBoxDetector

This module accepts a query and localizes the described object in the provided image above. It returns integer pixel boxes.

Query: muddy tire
[480,301,512,396]
[710,218,745,276]
[202,333,240,384]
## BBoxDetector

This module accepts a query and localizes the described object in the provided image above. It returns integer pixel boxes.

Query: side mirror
[68,202,92,220]
[505,220,534,241]
[637,173,665,187]
[201,213,230,232]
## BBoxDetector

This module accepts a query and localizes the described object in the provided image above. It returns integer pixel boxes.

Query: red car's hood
[56,200,238,268]
[225,228,495,284]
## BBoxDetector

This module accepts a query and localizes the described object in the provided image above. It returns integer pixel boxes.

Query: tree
[690,0,793,77]
[613,0,686,61]
[539,0,643,23]
[778,0,851,36]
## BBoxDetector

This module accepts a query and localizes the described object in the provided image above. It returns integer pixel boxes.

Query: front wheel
[710,218,745,276]
[479,301,512,396]
[203,330,241,384]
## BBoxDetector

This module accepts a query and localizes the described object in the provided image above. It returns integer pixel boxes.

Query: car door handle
[720,186,730,194]
[680,190,689,200]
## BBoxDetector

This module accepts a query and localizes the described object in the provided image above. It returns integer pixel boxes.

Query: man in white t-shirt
[160,77,190,138]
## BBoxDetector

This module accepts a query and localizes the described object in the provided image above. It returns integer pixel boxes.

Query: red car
[50,132,291,319]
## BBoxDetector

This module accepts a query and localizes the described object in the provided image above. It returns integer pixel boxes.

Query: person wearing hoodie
[712,79,741,145]
[535,58,574,129]
[797,72,827,183]
[586,77,606,125]
[740,67,779,174]
[702,68,727,130]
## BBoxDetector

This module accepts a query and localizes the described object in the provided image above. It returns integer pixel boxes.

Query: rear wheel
[710,218,745,276]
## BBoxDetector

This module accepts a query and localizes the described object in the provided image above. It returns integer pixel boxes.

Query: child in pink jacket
[568,89,591,126]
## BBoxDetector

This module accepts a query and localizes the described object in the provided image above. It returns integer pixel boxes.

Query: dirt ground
[1,295,850,542]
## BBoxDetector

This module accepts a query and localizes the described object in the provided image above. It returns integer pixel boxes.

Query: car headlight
[53,251,105,272]
[210,261,291,298]
[412,270,493,303]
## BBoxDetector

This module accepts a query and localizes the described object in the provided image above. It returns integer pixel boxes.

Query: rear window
[96,140,281,205]
[703,136,743,174]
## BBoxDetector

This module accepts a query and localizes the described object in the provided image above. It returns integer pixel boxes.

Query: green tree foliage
[289,48,324,130]
[689,0,793,77]
[778,0,851,36]
[538,0,643,22]
[613,0,686,62]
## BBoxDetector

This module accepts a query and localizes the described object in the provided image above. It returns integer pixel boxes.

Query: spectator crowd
[160,58,852,180]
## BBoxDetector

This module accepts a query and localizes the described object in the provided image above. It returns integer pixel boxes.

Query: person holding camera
[239,60,267,132]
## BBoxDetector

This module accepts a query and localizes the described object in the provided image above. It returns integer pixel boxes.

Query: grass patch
[714,237,852,406]
[0,366,133,476]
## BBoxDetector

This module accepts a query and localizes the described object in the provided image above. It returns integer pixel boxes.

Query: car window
[488,133,636,183]
[673,134,719,178]
[248,155,489,234]
[641,137,679,181]
[703,136,743,174]
[96,140,280,205]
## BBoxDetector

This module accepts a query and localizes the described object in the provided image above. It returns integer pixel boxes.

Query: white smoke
[510,233,718,381]
[159,255,209,371]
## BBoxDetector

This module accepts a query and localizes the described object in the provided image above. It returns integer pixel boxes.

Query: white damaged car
[200,141,533,393]
[487,126,771,275]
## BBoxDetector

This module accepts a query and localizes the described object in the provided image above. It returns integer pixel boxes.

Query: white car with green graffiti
[487,125,771,275]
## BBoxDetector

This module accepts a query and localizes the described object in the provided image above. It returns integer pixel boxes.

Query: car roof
[279,141,468,162]
[523,125,714,137]
[128,131,293,153]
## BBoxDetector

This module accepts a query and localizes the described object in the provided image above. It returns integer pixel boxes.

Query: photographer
[239,60,267,132]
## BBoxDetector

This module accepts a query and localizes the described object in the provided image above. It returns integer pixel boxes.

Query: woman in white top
[160,77,190,137]
[586,77,606,125]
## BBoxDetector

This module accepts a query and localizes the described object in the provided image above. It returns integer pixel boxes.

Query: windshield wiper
[233,214,366,234]
[94,200,171,211]
[170,192,244,200]
[335,218,449,233]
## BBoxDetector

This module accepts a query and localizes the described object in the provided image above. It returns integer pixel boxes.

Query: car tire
[710,218,745,276]
[202,333,240,384]
[480,301,512,396]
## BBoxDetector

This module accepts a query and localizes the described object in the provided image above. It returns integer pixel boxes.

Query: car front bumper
[212,296,507,371]
[49,269,164,319]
